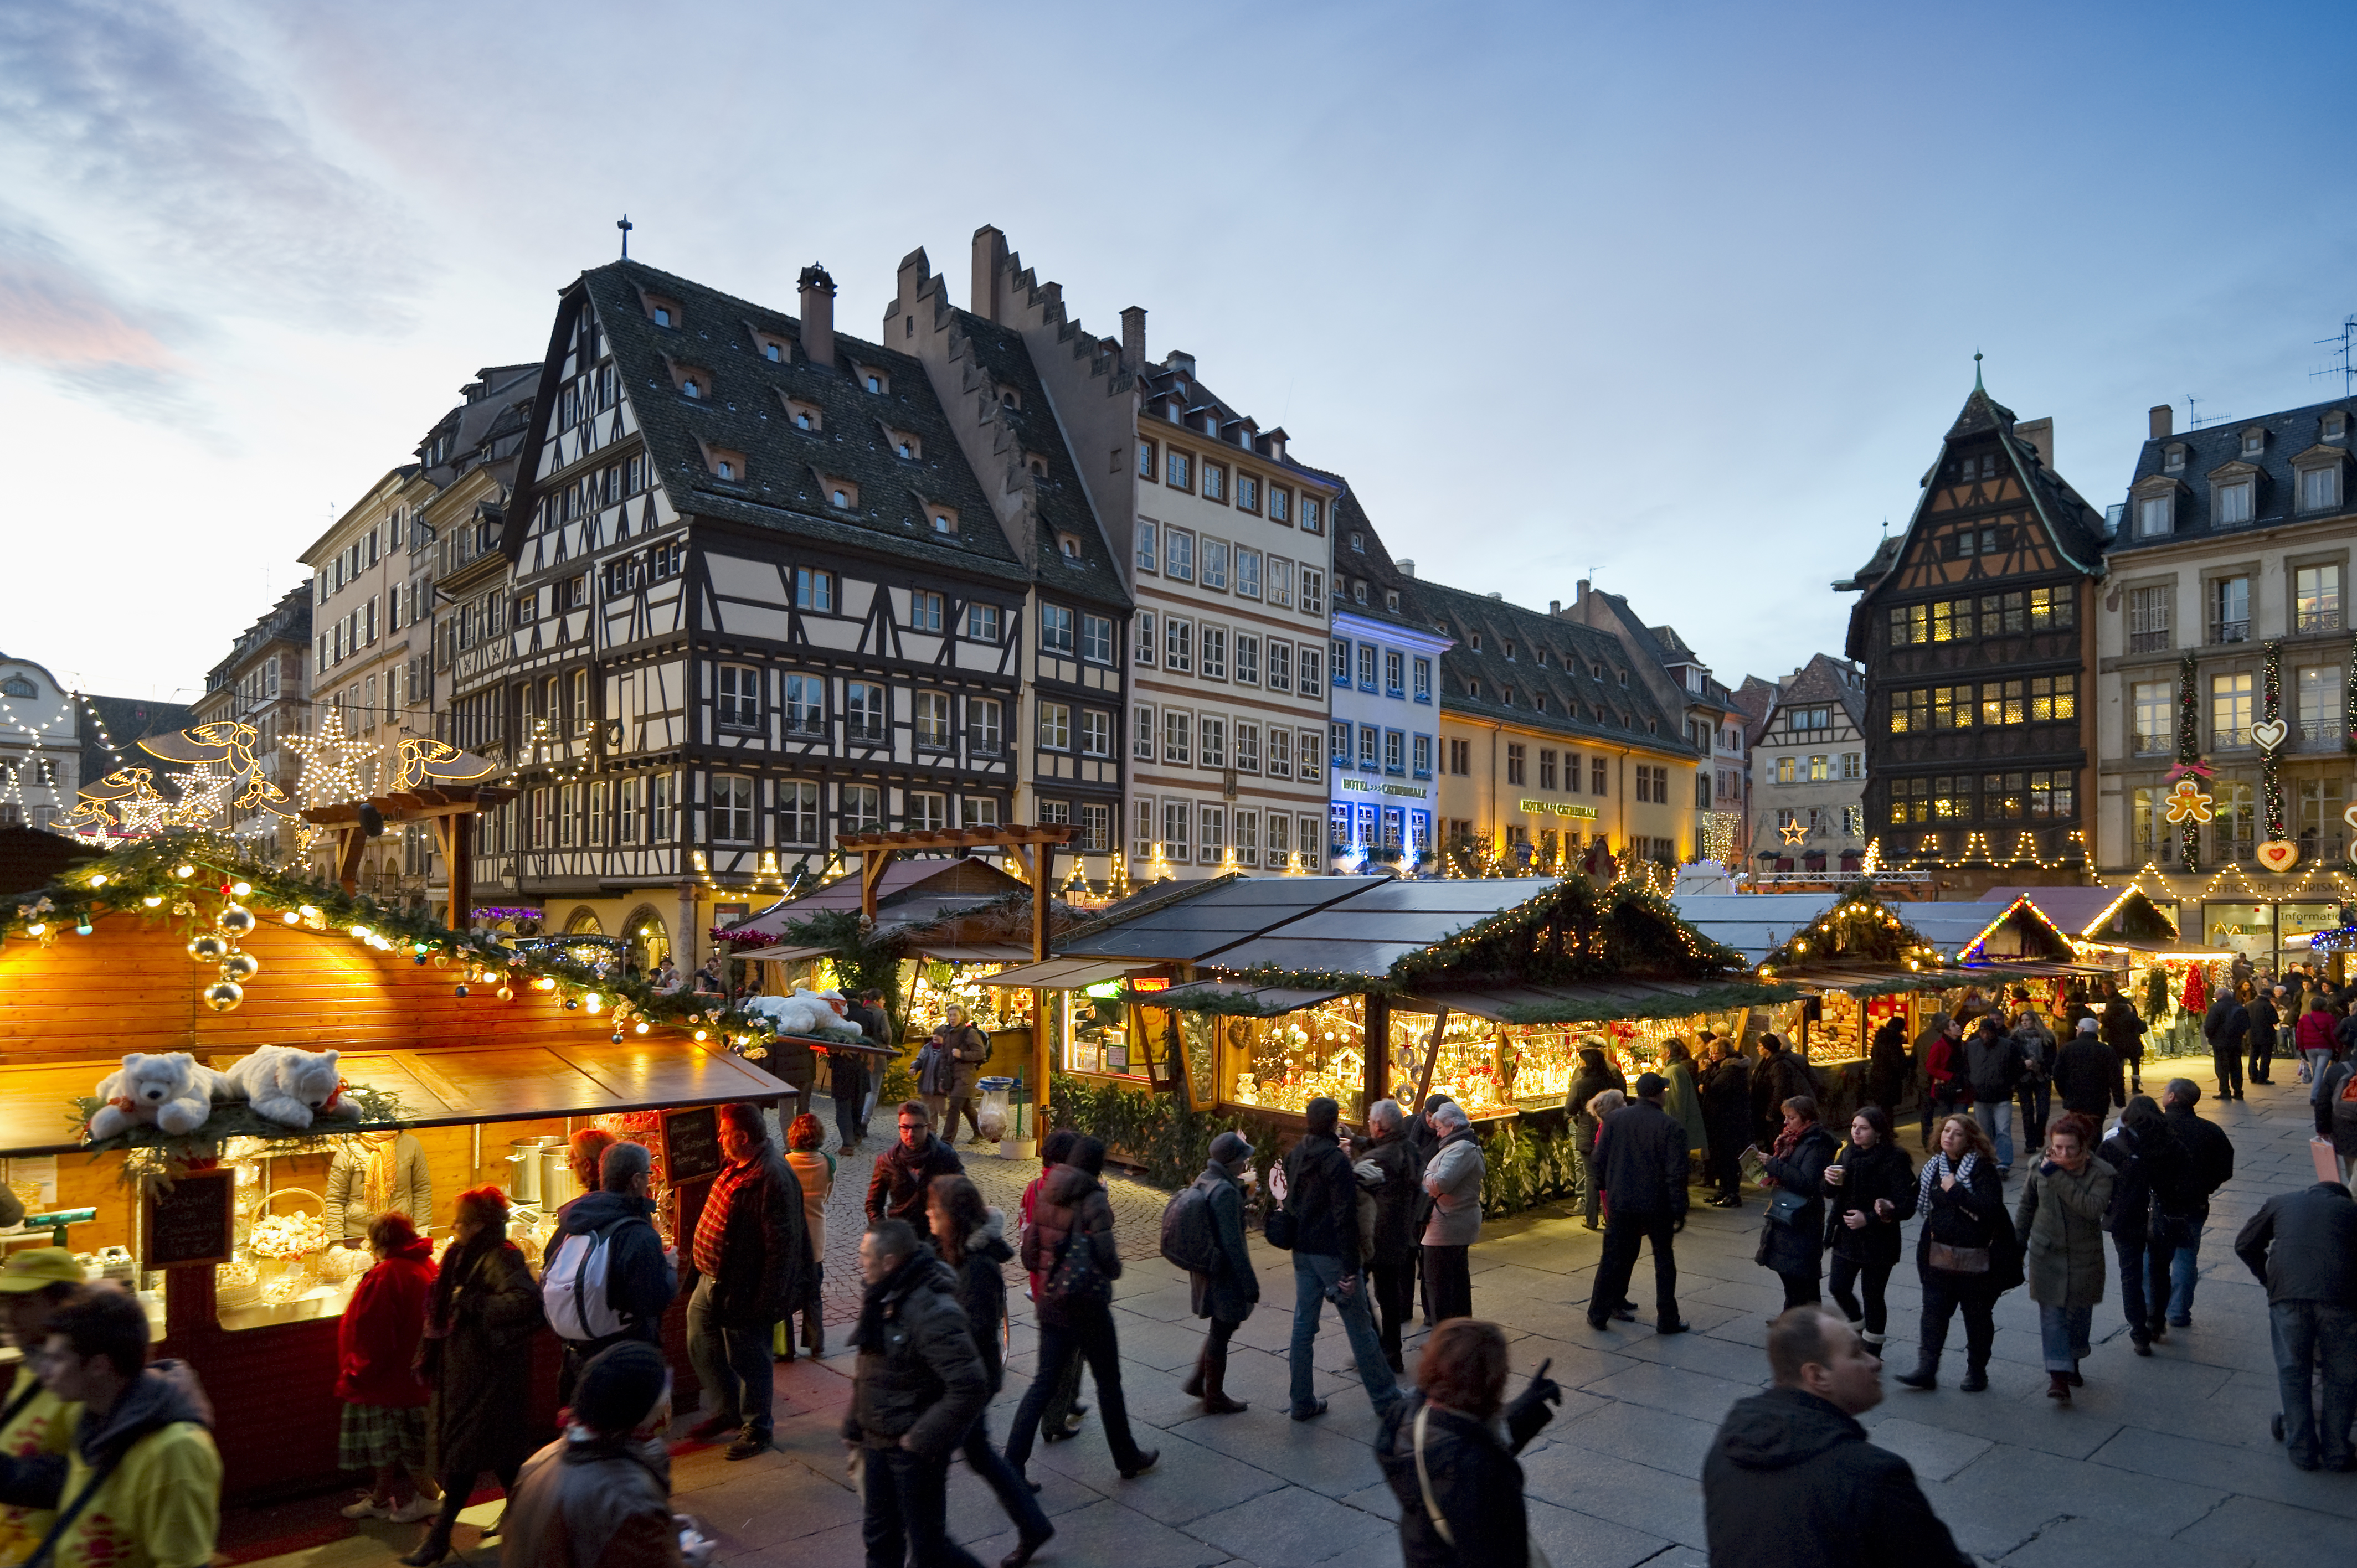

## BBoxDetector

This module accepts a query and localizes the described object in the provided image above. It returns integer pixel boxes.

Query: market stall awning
[1192,878,1565,977]
[1146,979,1350,1015]
[729,942,835,963]
[1056,875,1387,962]
[981,956,1156,991]
[1984,885,2181,943]
[0,1041,786,1159]
[915,943,1038,965]
[1958,959,2122,979]
[1398,978,1800,1025]
[1670,894,1840,962]
[1772,963,1965,996]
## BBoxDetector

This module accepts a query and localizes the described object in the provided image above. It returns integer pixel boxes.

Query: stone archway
[620,904,669,975]
[565,907,604,935]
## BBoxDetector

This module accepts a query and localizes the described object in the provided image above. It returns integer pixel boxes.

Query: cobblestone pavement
[249,1076,2356,1568]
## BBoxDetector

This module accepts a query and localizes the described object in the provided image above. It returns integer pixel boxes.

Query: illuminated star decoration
[2162,777,2214,824]
[76,768,173,835]
[1780,818,1809,845]
[283,709,368,808]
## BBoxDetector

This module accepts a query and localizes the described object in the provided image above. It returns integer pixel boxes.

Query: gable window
[717,664,761,730]
[2216,479,2253,527]
[794,568,835,613]
[966,601,1002,640]
[1041,603,1075,655]
[2301,465,2342,513]
[1082,613,1114,663]
[909,590,943,632]
[2297,564,2343,633]
[915,691,952,749]
[2137,494,2173,537]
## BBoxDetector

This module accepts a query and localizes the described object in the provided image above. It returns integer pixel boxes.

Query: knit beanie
[574,1341,668,1433]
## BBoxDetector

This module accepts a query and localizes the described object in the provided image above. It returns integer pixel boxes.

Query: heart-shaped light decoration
[2251,719,2288,752]
[2343,802,2357,834]
[2256,839,2301,872]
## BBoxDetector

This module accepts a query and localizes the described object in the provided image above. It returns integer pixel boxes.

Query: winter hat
[1209,1131,1254,1167]
[1634,1072,1668,1098]
[2076,1015,2099,1033]
[574,1340,669,1433]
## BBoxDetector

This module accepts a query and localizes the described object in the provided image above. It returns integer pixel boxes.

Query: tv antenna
[2313,315,2357,398]
[2187,395,2231,429]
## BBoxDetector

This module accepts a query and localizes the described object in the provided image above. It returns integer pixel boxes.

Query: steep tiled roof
[1312,478,1434,635]
[1754,653,1866,730]
[1406,579,1690,752]
[2109,394,2357,556]
[942,308,1130,608]
[552,261,1031,586]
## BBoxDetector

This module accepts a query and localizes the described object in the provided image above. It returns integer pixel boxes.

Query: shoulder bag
[1413,1403,1552,1568]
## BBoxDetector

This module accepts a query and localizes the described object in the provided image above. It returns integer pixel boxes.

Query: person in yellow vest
[0,1249,85,1563]
[20,1284,219,1568]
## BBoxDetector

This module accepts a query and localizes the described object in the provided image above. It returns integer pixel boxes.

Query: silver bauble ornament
[203,980,244,1012]
[222,951,261,983]
[215,904,256,937]
[188,934,230,963]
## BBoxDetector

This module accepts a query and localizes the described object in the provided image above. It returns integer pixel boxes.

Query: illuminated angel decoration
[76,767,172,834]
[393,737,496,790]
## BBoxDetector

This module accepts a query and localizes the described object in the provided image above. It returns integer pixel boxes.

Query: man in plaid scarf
[685,1103,808,1461]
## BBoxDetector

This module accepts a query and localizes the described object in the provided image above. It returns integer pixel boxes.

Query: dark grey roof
[1404,579,1692,751]
[1753,653,1866,730]
[203,587,312,691]
[2108,394,2357,555]
[80,693,191,786]
[1585,587,1740,715]
[1056,875,1375,961]
[1201,877,1561,977]
[543,261,1032,586]
[943,308,1130,608]
[1305,476,1432,634]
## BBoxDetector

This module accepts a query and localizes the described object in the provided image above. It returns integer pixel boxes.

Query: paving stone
[1549,1399,1720,1478]
[2089,1425,2357,1520]
[1992,1514,2252,1568]
[1927,1438,2227,1543]
[1165,1404,1386,1499]
[2173,1492,2357,1564]
[1577,1359,1758,1425]
[1518,1442,1708,1549]
[1524,1498,1679,1568]
[1184,1483,1399,1565]
[959,1498,1238,1568]
[1851,1416,1992,1481]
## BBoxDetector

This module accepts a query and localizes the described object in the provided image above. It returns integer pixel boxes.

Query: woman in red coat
[336,1213,441,1523]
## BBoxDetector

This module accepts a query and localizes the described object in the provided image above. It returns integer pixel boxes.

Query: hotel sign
[1340,778,1428,799]
[1519,799,1599,819]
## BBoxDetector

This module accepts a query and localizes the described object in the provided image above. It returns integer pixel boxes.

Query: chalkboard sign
[143,1170,234,1268]
[662,1105,722,1185]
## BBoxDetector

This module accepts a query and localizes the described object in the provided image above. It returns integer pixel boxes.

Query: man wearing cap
[501,1341,702,1568]
[1588,1074,1692,1335]
[0,1249,84,1563]
[1184,1131,1262,1415]
[2053,1015,2126,1122]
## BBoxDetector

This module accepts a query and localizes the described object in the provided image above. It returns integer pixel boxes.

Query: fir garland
[2178,652,2202,871]
[1756,879,1939,972]
[2347,634,2357,756]
[2261,639,2286,842]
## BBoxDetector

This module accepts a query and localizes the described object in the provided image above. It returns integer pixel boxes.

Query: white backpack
[542,1216,646,1342]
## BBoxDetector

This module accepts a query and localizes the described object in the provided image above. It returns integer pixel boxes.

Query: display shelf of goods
[1807,992,1865,1062]
[1057,990,1131,1077]
[1387,1013,1519,1116]
[1223,998,1366,1113]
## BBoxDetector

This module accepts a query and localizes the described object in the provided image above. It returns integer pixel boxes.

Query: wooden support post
[860,849,893,920]
[447,810,474,933]
[1412,1007,1451,1112]
[334,827,364,896]
[1361,993,1390,1123]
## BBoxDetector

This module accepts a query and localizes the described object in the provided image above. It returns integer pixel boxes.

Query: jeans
[2154,1216,2205,1323]
[1577,1146,1604,1225]
[2269,1301,2357,1468]
[2038,1303,2094,1371]
[2302,1048,2334,1085]
[2018,1080,2051,1153]
[687,1276,776,1436]
[1005,1304,1144,1472]
[1422,1244,1472,1324]
[1974,1098,2014,1170]
[1289,1252,1402,1419]
[1917,1271,1996,1374]
[1371,1256,1418,1366]
[1589,1211,1680,1324]
[2113,1233,2153,1338]
[963,1413,1052,1544]
[1828,1253,1893,1337]
[860,1443,984,1568]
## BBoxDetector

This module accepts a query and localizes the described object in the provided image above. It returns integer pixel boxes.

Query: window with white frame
[795,567,835,612]
[1079,709,1110,756]
[1134,610,1155,667]
[712,775,755,842]
[841,783,881,834]
[1134,703,1156,761]
[1358,644,1378,690]
[1200,715,1227,768]
[2216,479,2253,527]
[1234,721,1260,772]
[652,774,676,842]
[1080,802,1109,852]
[1358,725,1380,772]
[963,796,1001,828]
[1234,809,1259,864]
[1299,645,1323,698]
[1134,799,1156,859]
[915,691,952,749]
[1301,568,1325,616]
[2296,564,2343,633]
[717,664,761,730]
[1135,520,1157,574]
[1236,548,1262,599]
[909,791,948,831]
[1267,640,1291,692]
[966,601,1002,641]
[1041,604,1075,654]
[1267,726,1293,780]
[2299,664,2344,746]
[2137,494,2172,537]
[846,682,888,744]
[1201,538,1228,591]
[1038,702,1072,751]
[1165,617,1193,672]
[1298,730,1322,781]
[1166,528,1195,582]
[617,776,641,843]
[785,674,825,735]
[1082,613,1113,663]
[1164,709,1191,765]
[1197,803,1226,863]
[1413,734,1433,776]
[970,696,1003,755]
[909,591,944,632]
[1267,811,1291,867]
[1234,633,1259,685]
[779,780,820,844]
[1162,800,1191,858]
[1268,557,1294,607]
[1201,625,1226,679]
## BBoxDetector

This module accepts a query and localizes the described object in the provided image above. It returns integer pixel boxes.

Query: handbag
[1413,1403,1552,1568]
[1925,1241,1991,1274]
[1765,1187,1809,1226]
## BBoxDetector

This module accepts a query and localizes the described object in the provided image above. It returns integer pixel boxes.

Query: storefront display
[1056,987,1135,1077]
[1221,996,1371,1116]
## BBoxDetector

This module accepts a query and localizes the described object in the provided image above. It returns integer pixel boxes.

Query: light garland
[2178,651,2202,871]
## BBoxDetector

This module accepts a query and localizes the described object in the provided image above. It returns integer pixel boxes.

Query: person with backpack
[2155,1079,2235,1331]
[927,1175,1055,1566]
[334,1215,441,1524]
[544,1142,676,1410]
[1018,1131,1088,1447]
[1171,1131,1259,1415]
[1002,1136,1157,1483]
[2098,1096,2180,1356]
[779,1116,832,1361]
[1272,1097,1403,1424]
[1356,1101,1425,1371]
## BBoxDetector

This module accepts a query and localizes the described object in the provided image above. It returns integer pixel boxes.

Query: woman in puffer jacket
[929,1174,1054,1567]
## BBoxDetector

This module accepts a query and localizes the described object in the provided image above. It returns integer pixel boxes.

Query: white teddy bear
[90,1052,220,1139]
[221,1045,361,1129]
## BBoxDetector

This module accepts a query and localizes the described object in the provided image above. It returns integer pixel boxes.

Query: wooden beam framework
[302,786,516,932]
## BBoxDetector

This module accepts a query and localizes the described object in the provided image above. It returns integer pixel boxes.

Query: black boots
[1189,1340,1247,1414]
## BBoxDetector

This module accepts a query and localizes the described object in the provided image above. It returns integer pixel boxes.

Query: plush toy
[221,1045,360,1129]
[743,988,837,1038]
[89,1052,220,1139]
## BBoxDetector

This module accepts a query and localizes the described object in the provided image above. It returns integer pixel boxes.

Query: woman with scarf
[929,1173,1056,1567]
[405,1187,545,1566]
[326,1130,433,1242]
[1896,1115,2013,1394]
[1753,1096,1840,1312]
[1820,1106,1916,1348]
[1566,1046,1628,1232]
[2014,1111,2115,1405]
[1660,1039,1710,1170]
[336,1214,442,1524]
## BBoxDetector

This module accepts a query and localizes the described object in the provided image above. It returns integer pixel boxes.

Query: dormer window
[652,306,672,327]
[1504,640,1516,661]
[716,460,735,479]
[2137,490,2174,537]
[1469,632,1483,652]
[820,476,859,510]
[883,425,920,458]
[1468,679,1482,699]
[1385,590,1400,612]
[2328,412,2348,441]
[2164,444,2186,474]
[2244,430,2265,456]
[2299,462,2342,513]
[997,384,1022,409]
[1535,694,1548,713]
[856,366,889,395]
[1058,533,1082,559]
[933,512,956,534]
[2216,478,2253,526]
[784,396,822,431]
[763,343,781,362]
[1617,668,1629,687]
[642,293,683,329]
[1024,451,1048,477]
[1350,532,1365,553]
[681,378,703,399]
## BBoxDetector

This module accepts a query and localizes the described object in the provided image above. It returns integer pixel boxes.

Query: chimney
[2149,404,2173,440]
[1548,599,1560,614]
[1120,307,1146,372]
[970,226,1007,321]
[1165,348,1196,379]
[1398,559,1416,578]
[2015,416,2054,470]
[797,264,836,369]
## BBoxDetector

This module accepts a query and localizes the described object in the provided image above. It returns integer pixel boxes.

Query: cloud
[0,209,198,417]
[0,0,424,329]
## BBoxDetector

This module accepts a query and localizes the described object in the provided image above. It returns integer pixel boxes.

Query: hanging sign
[2251,719,2288,754]
[2256,840,2301,873]
[2163,778,2213,824]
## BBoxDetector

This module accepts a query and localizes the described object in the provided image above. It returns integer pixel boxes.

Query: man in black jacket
[1701,1045,1753,1209]
[1704,1307,1971,1568]
[1355,1099,1425,1373]
[2249,985,2282,1087]
[844,1219,990,1568]
[1963,1015,2027,1175]
[2155,1079,2236,1332]
[1586,1075,1691,1334]
[1282,1097,1402,1423]
[864,1101,965,1246]
[2052,1017,2124,1121]
[2204,985,2250,1101]
[549,1141,678,1405]
[2099,981,2147,1095]
[2236,1182,2357,1471]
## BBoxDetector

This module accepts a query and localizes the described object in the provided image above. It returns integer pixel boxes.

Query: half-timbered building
[472,258,1080,968]
[1838,372,2104,892]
